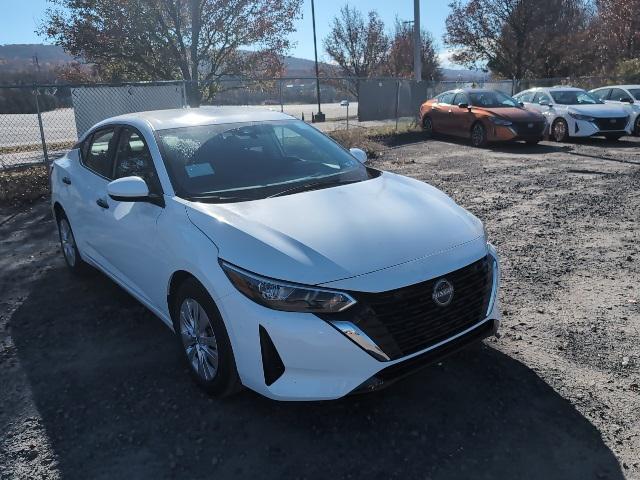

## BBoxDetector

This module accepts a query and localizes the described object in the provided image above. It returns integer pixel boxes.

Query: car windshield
[156,120,372,202]
[628,88,640,100]
[550,90,603,105]
[468,91,519,108]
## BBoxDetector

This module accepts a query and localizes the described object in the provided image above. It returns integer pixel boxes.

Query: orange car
[419,88,547,147]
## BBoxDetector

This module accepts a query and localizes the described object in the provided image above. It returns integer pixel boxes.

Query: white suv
[514,87,632,142]
[590,85,640,136]
[51,107,500,401]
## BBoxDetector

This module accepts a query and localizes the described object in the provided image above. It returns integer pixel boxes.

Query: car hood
[556,103,629,117]
[185,172,484,286]
[475,107,543,121]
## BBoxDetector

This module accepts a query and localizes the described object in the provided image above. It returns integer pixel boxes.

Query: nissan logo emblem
[432,279,454,306]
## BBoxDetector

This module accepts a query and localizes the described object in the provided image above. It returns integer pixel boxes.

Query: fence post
[395,80,400,131]
[279,79,284,113]
[34,87,49,165]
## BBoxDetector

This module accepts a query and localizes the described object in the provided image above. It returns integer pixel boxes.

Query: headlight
[568,111,594,121]
[220,261,356,313]
[488,117,512,126]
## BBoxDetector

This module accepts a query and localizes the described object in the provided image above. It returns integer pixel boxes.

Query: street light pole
[311,0,325,122]
[413,0,422,82]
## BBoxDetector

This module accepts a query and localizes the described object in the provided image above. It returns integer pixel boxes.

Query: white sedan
[514,87,632,142]
[51,107,501,401]
[590,85,640,136]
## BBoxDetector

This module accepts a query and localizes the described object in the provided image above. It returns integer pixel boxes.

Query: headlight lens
[489,117,512,126]
[220,261,356,313]
[568,111,594,121]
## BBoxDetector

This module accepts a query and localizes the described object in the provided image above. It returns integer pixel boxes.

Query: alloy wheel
[423,117,433,137]
[179,298,219,381]
[553,119,567,142]
[471,123,485,147]
[59,218,77,267]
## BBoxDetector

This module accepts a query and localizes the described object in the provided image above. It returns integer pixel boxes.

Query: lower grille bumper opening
[259,326,285,386]
[350,319,496,395]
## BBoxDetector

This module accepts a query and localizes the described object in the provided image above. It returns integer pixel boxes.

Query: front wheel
[422,115,434,138]
[173,278,241,397]
[525,138,541,145]
[551,118,569,142]
[634,117,640,136]
[57,214,89,274]
[470,122,488,148]
[605,133,623,141]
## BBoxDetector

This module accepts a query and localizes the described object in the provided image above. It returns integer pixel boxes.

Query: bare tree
[41,0,303,104]
[323,5,389,95]
[384,19,441,81]
[592,0,640,69]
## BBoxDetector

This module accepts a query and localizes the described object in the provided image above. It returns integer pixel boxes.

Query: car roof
[592,85,640,90]
[437,88,508,96]
[102,106,295,131]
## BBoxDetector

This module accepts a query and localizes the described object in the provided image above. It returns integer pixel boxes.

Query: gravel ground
[0,135,638,479]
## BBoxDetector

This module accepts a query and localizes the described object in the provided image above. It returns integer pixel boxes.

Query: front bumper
[216,246,501,401]
[490,123,546,142]
[569,117,632,137]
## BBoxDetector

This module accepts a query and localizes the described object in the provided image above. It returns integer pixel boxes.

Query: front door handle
[96,198,109,209]
[62,176,71,185]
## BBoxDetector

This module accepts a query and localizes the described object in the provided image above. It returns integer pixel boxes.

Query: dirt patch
[0,165,49,207]
[0,135,638,479]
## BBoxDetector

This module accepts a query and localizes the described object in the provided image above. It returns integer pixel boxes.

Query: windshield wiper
[267,179,360,198]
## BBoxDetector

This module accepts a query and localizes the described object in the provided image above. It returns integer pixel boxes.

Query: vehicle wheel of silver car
[423,116,434,138]
[552,119,568,142]
[634,117,640,136]
[179,297,219,382]
[173,278,241,397]
[471,122,487,148]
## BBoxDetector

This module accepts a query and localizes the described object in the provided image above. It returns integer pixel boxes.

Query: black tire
[422,115,434,138]
[172,277,241,397]
[525,138,541,145]
[470,122,488,148]
[634,117,640,136]
[551,118,569,142]
[56,211,90,274]
[605,133,623,141]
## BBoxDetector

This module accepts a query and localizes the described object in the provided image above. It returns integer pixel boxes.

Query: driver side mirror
[539,99,550,106]
[620,97,634,104]
[108,176,151,202]
[457,102,469,109]
[518,101,525,108]
[349,148,368,164]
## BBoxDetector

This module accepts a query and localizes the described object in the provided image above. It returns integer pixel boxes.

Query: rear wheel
[634,117,640,136]
[56,213,89,274]
[605,133,623,141]
[525,138,541,145]
[470,122,488,148]
[172,278,241,397]
[422,116,434,138]
[551,118,569,142]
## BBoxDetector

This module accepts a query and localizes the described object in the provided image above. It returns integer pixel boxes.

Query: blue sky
[0,0,454,65]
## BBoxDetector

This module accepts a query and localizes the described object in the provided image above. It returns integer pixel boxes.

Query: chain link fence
[0,75,636,171]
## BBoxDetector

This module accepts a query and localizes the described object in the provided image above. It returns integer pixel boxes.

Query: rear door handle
[96,198,109,209]
[62,176,71,185]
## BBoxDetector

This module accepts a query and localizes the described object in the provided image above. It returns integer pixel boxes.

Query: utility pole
[311,0,325,122]
[413,0,422,82]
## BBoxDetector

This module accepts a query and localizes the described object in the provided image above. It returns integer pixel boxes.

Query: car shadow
[428,134,571,154]
[9,267,624,480]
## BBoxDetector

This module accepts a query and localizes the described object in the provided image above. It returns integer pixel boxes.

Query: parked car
[589,85,640,135]
[514,86,632,142]
[51,107,501,401]
[419,88,546,147]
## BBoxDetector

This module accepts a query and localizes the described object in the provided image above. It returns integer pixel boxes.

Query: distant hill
[0,44,491,82]
[0,44,74,71]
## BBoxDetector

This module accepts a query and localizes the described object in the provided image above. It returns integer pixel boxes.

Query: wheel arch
[53,201,65,222]
[167,270,221,324]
